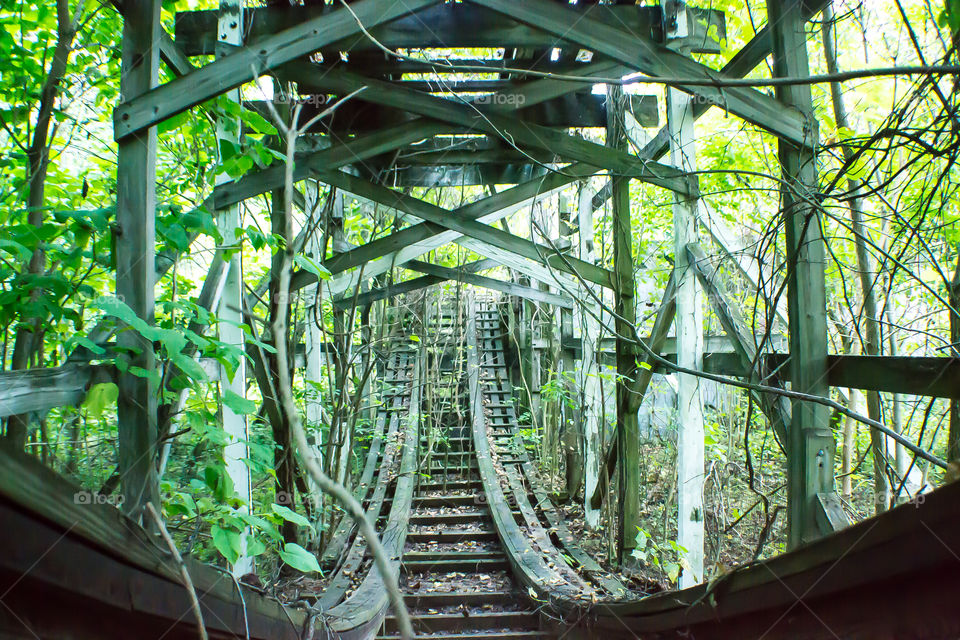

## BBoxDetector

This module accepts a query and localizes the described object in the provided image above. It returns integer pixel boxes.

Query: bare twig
[264,91,416,640]
[145,502,208,640]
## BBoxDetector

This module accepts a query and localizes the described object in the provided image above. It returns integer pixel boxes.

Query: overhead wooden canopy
[146,0,828,305]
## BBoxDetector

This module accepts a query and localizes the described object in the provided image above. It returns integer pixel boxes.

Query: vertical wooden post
[558,194,581,497]
[769,0,834,548]
[949,255,960,464]
[608,85,639,564]
[216,0,252,575]
[116,0,161,520]
[667,85,704,587]
[520,282,540,426]
[578,183,603,529]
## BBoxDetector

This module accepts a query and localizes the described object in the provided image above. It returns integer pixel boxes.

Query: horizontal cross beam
[406,261,574,308]
[294,164,597,295]
[216,60,628,209]
[288,65,692,195]
[174,3,725,57]
[113,0,441,140]
[474,0,808,148]
[317,169,615,288]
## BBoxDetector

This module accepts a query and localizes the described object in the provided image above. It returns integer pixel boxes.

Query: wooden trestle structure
[2,0,960,638]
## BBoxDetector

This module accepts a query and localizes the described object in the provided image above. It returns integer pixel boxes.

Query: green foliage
[279,542,323,574]
[632,527,689,585]
[82,383,118,419]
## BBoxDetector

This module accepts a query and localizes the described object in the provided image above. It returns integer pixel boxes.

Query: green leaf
[212,524,241,565]
[666,562,680,584]
[223,389,256,415]
[172,352,208,382]
[82,382,118,418]
[246,536,267,557]
[204,464,235,502]
[0,238,32,261]
[294,254,332,281]
[66,335,106,356]
[271,503,312,530]
[279,542,322,574]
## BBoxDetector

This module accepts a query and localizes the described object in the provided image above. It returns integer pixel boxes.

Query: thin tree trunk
[841,390,859,498]
[270,186,298,545]
[5,0,83,451]
[821,5,887,513]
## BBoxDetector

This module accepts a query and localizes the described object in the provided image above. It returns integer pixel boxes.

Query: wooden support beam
[115,0,162,521]
[590,271,677,512]
[216,60,624,209]
[472,0,806,147]
[589,0,828,209]
[768,0,835,548]
[685,242,790,446]
[578,184,604,530]
[289,65,692,195]
[174,4,725,57]
[356,163,550,188]
[0,364,116,419]
[113,0,441,140]
[334,274,443,309]
[608,85,639,565]
[557,195,582,499]
[949,255,960,463]
[316,169,616,289]
[454,237,579,294]
[309,163,599,292]
[214,120,457,210]
[668,83,705,588]
[257,91,660,132]
[406,261,573,308]
[0,448,306,639]
[216,0,252,576]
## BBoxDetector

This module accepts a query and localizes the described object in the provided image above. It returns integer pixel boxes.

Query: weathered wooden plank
[0,364,115,419]
[591,479,960,638]
[312,163,597,288]
[218,61,624,208]
[607,85,639,565]
[638,0,829,164]
[0,446,304,639]
[578,183,604,530]
[175,4,725,57]
[113,0,442,140]
[327,351,421,636]
[645,353,960,400]
[465,297,589,610]
[474,0,807,148]
[591,271,676,512]
[256,91,659,131]
[668,83,705,587]
[215,0,253,576]
[358,163,550,188]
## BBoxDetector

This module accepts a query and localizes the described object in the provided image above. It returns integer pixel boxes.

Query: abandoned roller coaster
[2,0,960,638]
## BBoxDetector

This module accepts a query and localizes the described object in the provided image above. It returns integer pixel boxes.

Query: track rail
[3,294,959,640]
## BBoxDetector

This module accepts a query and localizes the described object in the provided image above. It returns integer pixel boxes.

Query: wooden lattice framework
[3,0,960,637]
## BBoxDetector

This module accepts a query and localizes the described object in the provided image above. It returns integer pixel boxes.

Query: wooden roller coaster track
[2,294,959,639]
